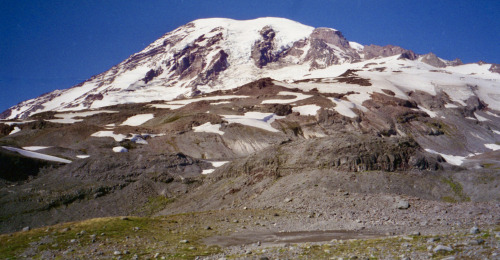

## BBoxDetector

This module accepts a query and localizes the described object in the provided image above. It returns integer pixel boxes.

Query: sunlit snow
[262,91,312,104]
[9,126,21,135]
[193,122,224,135]
[112,146,128,153]
[484,144,500,151]
[221,112,285,132]
[22,146,50,151]
[425,149,466,166]
[91,131,127,142]
[121,114,155,126]
[292,104,321,116]
[46,110,118,124]
[1,146,72,164]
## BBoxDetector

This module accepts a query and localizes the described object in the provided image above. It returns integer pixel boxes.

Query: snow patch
[425,149,466,166]
[1,146,72,164]
[418,106,437,118]
[262,91,312,104]
[484,143,500,151]
[47,110,118,124]
[9,126,21,135]
[22,146,50,151]
[76,155,90,159]
[91,131,127,142]
[112,146,128,153]
[329,98,359,118]
[193,122,224,135]
[221,112,285,132]
[474,112,489,122]
[292,104,321,116]
[121,114,155,126]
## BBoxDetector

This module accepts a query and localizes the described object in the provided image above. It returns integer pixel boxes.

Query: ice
[112,146,128,153]
[262,91,312,104]
[9,126,21,135]
[425,149,466,166]
[193,122,224,135]
[91,131,127,142]
[22,146,50,151]
[1,146,72,164]
[292,104,321,116]
[121,114,155,126]
[221,112,285,132]
[484,144,500,151]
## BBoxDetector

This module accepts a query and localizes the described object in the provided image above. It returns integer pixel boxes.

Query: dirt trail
[204,229,382,247]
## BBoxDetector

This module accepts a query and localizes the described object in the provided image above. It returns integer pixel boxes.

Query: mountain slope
[3,17,499,120]
[1,17,499,242]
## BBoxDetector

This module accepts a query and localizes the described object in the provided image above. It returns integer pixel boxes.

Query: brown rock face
[251,26,279,68]
[363,44,413,60]
[490,63,500,74]
[420,53,446,68]
[309,28,350,48]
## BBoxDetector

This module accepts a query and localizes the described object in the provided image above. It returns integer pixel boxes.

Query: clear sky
[1,0,499,113]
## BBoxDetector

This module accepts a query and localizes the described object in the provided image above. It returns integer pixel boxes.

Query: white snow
[112,146,128,153]
[1,146,72,164]
[91,131,127,142]
[486,111,500,118]
[425,149,466,166]
[46,110,118,124]
[329,98,359,118]
[493,130,500,135]
[444,103,459,108]
[484,143,500,151]
[22,146,50,151]
[76,155,90,159]
[130,135,148,144]
[121,114,155,126]
[211,161,229,167]
[474,112,489,122]
[262,91,312,104]
[292,104,321,116]
[9,126,21,135]
[202,169,215,175]
[418,106,437,118]
[202,161,229,174]
[349,41,364,51]
[193,122,224,135]
[152,95,249,110]
[221,112,285,132]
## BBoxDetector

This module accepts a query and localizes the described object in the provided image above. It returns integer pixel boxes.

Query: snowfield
[193,122,224,135]
[425,149,467,166]
[292,104,321,116]
[2,146,72,164]
[91,131,127,142]
[121,114,155,126]
[221,112,285,132]
[46,110,118,124]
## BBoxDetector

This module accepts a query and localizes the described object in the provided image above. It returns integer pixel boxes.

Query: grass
[0,214,222,259]
[441,177,470,202]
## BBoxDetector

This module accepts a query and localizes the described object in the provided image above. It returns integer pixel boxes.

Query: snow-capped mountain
[3,17,499,120]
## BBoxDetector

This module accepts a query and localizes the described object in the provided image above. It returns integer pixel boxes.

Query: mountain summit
[3,17,498,120]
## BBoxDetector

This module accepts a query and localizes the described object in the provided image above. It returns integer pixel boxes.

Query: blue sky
[1,0,499,113]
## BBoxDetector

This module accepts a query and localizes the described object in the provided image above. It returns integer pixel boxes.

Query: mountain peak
[2,17,499,120]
